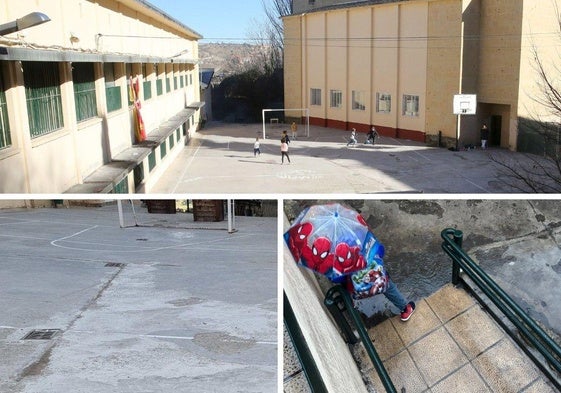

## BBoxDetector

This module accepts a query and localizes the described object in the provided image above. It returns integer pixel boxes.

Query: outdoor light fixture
[0,12,51,36]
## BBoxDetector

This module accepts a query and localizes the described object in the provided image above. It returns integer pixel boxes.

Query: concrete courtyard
[0,204,277,393]
[154,122,530,194]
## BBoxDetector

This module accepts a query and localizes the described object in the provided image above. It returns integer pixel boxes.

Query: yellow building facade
[285,0,561,151]
[0,0,203,193]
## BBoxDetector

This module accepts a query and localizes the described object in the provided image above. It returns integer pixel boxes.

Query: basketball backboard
[453,94,477,115]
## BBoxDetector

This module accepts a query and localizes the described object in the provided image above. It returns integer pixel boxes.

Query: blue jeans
[383,279,408,311]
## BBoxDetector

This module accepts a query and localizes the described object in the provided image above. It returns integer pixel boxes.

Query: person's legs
[383,279,408,311]
[384,278,415,321]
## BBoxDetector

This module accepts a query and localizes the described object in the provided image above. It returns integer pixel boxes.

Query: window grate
[24,62,64,138]
[73,63,98,122]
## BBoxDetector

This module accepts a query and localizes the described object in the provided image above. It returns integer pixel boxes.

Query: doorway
[490,115,502,147]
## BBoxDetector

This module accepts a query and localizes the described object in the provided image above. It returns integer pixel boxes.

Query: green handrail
[441,228,561,390]
[284,292,328,393]
[324,285,397,393]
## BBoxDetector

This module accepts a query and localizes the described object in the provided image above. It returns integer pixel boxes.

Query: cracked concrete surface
[0,205,277,393]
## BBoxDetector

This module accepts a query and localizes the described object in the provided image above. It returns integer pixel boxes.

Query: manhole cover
[23,329,61,340]
[105,262,125,268]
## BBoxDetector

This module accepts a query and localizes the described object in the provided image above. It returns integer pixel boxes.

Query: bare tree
[260,0,292,70]
[490,3,561,193]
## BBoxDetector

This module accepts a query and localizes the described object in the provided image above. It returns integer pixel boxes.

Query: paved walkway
[284,285,558,393]
[153,122,524,194]
[0,204,277,393]
[359,284,556,393]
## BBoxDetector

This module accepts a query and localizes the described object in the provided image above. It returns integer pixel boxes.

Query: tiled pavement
[355,284,557,393]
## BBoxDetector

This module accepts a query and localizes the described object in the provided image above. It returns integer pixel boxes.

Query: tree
[490,4,561,193]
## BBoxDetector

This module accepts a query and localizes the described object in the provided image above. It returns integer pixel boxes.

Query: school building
[0,0,203,193]
[284,0,561,153]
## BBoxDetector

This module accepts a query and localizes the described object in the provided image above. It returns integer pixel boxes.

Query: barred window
[72,63,98,122]
[376,93,391,113]
[330,90,343,108]
[23,62,64,138]
[310,88,321,106]
[352,91,366,111]
[0,72,11,149]
[143,80,152,100]
[402,94,419,117]
[157,64,164,96]
[142,64,152,100]
[104,63,122,113]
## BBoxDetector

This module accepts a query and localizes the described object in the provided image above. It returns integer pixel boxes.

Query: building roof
[132,0,203,40]
[199,68,215,89]
[292,0,409,15]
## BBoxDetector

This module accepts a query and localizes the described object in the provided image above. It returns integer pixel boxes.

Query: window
[72,63,98,122]
[330,90,343,108]
[402,94,419,116]
[104,63,122,113]
[156,64,164,96]
[376,93,391,113]
[142,63,152,100]
[148,150,156,172]
[23,62,64,138]
[113,177,128,194]
[156,79,163,96]
[143,80,152,100]
[352,91,366,111]
[310,88,321,106]
[0,73,11,150]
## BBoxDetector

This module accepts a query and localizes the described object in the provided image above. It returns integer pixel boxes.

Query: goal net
[261,108,310,139]
[116,199,237,232]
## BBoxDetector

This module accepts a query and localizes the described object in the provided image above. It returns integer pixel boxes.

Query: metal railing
[324,285,397,393]
[441,228,561,390]
[284,292,328,393]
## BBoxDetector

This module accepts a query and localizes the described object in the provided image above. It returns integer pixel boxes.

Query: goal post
[261,108,310,139]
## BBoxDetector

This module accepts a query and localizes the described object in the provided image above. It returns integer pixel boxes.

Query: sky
[147,0,270,42]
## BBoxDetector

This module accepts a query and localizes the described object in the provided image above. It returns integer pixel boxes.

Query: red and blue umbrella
[285,203,388,295]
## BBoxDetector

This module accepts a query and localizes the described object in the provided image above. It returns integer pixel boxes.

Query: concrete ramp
[355,284,556,393]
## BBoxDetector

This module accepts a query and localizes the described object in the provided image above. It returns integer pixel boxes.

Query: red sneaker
[400,301,416,322]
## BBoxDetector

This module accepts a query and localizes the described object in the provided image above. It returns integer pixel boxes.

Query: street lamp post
[0,12,51,36]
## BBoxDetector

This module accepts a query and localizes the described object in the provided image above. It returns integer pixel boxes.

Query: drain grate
[23,329,61,340]
[105,262,125,268]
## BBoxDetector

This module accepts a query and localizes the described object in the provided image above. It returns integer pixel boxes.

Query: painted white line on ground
[50,225,99,249]
[171,139,204,194]
[70,330,276,345]
[49,231,269,254]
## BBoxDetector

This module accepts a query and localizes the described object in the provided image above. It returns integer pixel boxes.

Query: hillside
[199,43,266,84]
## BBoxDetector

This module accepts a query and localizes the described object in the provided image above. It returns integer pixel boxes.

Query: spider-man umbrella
[285,203,387,286]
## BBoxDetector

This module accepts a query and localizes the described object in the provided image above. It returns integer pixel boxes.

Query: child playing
[254,137,261,156]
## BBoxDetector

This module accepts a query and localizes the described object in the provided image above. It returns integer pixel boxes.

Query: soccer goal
[261,108,310,139]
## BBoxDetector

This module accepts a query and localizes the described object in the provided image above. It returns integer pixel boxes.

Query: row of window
[0,61,196,149]
[310,88,420,117]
